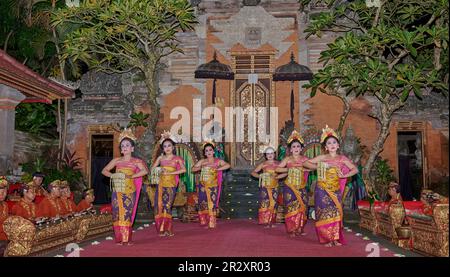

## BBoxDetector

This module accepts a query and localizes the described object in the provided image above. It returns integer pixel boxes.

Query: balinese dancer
[102,128,148,245]
[192,139,230,229]
[304,125,358,247]
[276,130,310,237]
[151,131,186,236]
[251,146,286,227]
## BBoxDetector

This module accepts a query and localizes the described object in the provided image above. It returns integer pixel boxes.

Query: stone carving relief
[79,71,122,97]
[245,27,262,47]
[209,6,295,59]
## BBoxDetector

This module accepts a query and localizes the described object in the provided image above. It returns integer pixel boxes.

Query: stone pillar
[0,85,26,174]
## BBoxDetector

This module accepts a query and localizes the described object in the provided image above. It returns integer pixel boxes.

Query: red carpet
[71,219,397,257]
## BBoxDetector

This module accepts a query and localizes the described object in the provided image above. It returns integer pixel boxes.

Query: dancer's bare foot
[126,242,134,246]
[289,233,297,238]
[333,241,342,246]
[166,231,174,237]
[324,242,333,247]
[300,231,307,236]
[158,232,166,237]
[271,224,277,228]
[264,225,271,228]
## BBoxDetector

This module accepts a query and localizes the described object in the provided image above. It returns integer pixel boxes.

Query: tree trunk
[3,30,13,51]
[136,64,160,164]
[61,98,69,167]
[337,98,351,135]
[57,99,62,170]
[362,109,392,195]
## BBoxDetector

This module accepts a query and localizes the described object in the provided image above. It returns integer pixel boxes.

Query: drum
[150,167,162,184]
[110,172,126,193]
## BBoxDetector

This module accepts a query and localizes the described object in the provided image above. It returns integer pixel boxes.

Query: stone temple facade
[67,0,448,201]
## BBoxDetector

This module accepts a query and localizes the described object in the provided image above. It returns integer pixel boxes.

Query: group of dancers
[101,125,358,248]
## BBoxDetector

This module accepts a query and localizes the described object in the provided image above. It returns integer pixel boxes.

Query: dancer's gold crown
[320,125,339,143]
[287,130,304,145]
[118,128,137,143]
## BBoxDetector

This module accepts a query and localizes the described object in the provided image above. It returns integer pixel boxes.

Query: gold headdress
[159,130,178,145]
[201,137,216,149]
[320,125,339,144]
[118,128,137,144]
[287,130,304,145]
[83,188,95,198]
[0,176,8,189]
[22,182,35,192]
[60,180,69,188]
[48,179,61,189]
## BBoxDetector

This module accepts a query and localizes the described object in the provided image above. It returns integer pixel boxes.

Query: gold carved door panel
[235,81,270,167]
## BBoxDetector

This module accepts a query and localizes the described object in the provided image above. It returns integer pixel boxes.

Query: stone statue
[341,125,363,165]
[414,136,422,169]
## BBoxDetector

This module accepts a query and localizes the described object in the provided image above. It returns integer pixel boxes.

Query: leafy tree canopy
[299,0,448,192]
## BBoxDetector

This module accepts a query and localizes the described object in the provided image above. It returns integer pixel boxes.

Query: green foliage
[62,148,82,169]
[127,111,150,128]
[45,166,84,191]
[15,103,57,137]
[53,0,198,158]
[300,0,449,191]
[0,0,76,78]
[20,148,85,191]
[53,0,197,74]
[302,0,448,100]
[372,158,396,200]
[21,157,47,174]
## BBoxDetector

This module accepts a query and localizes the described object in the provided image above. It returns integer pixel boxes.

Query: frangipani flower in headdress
[159,130,178,145]
[287,130,304,145]
[320,125,339,144]
[118,128,137,144]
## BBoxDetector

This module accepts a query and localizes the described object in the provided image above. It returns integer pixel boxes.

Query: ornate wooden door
[231,53,275,168]
[234,80,271,167]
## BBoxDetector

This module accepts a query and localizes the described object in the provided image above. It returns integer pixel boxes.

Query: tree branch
[342,13,368,34]
[3,30,14,52]
[372,0,386,27]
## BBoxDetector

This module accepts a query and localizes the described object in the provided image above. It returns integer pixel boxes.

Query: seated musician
[421,189,449,216]
[32,172,48,197]
[11,182,37,221]
[0,176,9,241]
[37,180,63,218]
[77,188,95,212]
[60,180,77,215]
[387,182,403,209]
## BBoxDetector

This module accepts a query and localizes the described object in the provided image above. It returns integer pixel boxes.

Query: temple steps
[220,169,261,219]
